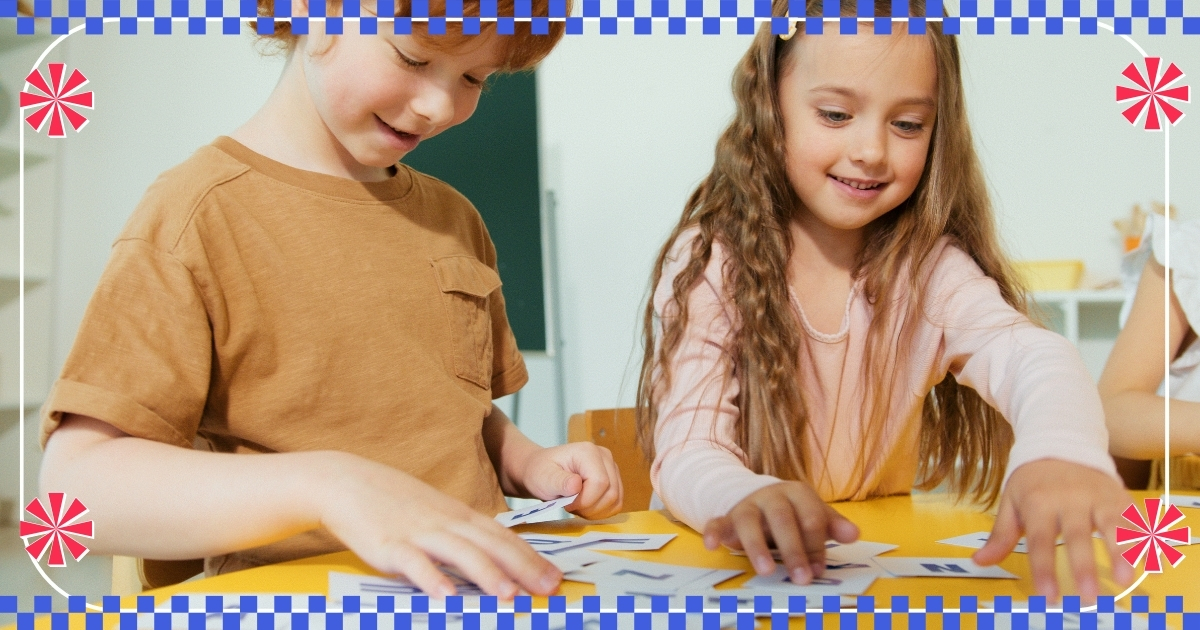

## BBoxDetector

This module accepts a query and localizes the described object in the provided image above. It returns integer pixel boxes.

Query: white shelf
[1031,289,1126,346]
[0,274,47,308]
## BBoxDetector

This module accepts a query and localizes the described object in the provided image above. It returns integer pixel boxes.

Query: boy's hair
[637,0,1025,507]
[254,0,568,71]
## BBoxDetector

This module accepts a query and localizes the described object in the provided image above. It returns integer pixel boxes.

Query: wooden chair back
[567,408,654,511]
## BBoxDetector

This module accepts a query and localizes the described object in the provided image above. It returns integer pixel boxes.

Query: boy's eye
[817,109,850,124]
[893,120,925,134]
[393,47,428,68]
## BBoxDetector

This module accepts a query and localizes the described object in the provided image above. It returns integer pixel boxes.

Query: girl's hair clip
[779,19,800,40]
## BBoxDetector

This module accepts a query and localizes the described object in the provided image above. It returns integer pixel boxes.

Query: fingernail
[811,562,823,577]
[754,558,774,575]
[791,567,810,584]
[541,573,559,593]
[501,581,518,599]
[438,584,457,598]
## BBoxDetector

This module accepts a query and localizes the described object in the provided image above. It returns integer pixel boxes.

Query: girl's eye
[893,120,925,134]
[817,109,850,124]
[464,74,485,88]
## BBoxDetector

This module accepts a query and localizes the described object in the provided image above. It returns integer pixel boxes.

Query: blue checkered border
[1,594,1198,627]
[2,0,1200,35]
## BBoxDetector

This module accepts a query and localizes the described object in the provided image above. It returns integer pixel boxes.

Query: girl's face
[777,29,938,234]
[301,29,504,174]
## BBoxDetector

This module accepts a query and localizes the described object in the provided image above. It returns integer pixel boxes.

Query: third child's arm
[42,413,562,598]
[1098,258,1200,459]
[480,406,623,519]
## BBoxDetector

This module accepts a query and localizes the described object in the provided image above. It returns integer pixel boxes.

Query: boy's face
[300,29,505,172]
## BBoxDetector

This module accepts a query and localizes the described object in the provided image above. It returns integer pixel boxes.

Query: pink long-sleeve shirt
[650,230,1118,532]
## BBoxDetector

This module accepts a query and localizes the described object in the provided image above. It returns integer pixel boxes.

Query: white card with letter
[871,557,1017,579]
[494,494,578,527]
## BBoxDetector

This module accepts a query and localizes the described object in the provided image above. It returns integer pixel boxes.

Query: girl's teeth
[836,176,878,190]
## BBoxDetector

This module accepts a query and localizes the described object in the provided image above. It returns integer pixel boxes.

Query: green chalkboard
[402,72,546,352]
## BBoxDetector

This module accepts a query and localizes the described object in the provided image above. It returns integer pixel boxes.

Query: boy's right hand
[318,453,561,599]
[703,480,859,586]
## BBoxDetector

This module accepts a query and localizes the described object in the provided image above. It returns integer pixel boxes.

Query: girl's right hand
[703,481,859,585]
[318,452,562,599]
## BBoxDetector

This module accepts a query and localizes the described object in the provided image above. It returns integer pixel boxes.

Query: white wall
[539,25,1200,416]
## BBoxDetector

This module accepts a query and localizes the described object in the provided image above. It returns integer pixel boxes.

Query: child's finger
[1096,506,1134,586]
[825,506,860,544]
[1060,512,1100,604]
[730,504,775,575]
[575,449,623,518]
[703,516,737,551]
[1023,514,1062,601]
[974,500,1020,566]
[374,540,458,598]
[761,500,810,584]
[448,516,562,595]
[422,530,523,598]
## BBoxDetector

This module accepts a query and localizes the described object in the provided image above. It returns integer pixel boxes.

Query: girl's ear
[293,0,309,17]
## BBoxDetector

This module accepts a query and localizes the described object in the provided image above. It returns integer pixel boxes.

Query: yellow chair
[567,408,654,511]
[111,557,204,595]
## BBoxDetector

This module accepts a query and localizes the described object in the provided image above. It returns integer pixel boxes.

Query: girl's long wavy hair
[636,0,1026,507]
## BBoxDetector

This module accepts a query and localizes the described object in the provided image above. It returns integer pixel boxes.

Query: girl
[638,0,1132,602]
[39,0,621,597]
[1100,211,1200,484]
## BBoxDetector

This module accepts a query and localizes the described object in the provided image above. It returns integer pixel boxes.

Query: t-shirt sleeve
[650,233,783,532]
[928,246,1118,483]
[40,238,213,450]
[489,284,528,399]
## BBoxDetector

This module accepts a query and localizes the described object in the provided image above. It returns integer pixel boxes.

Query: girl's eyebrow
[810,85,935,108]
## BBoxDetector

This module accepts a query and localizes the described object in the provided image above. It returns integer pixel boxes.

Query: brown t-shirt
[40,136,526,574]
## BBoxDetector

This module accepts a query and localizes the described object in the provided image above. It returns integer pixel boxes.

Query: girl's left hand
[973,459,1135,603]
[519,443,624,520]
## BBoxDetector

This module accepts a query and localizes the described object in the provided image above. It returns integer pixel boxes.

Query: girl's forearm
[1103,391,1200,459]
[40,421,350,560]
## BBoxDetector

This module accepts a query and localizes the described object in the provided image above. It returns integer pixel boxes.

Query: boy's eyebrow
[810,85,936,108]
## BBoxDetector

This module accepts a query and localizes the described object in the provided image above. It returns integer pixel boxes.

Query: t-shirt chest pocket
[431,256,502,389]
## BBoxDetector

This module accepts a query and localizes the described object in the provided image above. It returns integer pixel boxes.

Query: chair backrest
[567,408,654,511]
[112,556,204,594]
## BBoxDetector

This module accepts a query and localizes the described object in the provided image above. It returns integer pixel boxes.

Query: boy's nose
[410,81,456,129]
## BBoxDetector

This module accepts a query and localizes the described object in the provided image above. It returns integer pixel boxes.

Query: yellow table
[137,492,1200,608]
[6,492,1198,627]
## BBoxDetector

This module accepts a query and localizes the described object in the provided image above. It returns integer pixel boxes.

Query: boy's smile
[778,27,937,235]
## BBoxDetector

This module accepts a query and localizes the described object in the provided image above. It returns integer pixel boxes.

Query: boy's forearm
[481,406,542,498]
[41,427,347,560]
[1103,391,1200,459]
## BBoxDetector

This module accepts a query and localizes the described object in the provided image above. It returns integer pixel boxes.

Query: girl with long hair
[638,0,1132,601]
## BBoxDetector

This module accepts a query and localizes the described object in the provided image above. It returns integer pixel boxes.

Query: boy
[39,0,620,599]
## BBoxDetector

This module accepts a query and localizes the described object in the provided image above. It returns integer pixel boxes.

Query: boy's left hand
[973,459,1135,603]
[519,443,624,520]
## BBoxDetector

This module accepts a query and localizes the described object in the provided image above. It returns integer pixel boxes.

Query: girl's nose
[410,80,456,128]
[848,125,887,168]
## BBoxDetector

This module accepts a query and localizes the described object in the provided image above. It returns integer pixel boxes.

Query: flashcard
[528,532,678,555]
[673,568,746,594]
[824,540,900,563]
[575,589,739,629]
[742,563,880,596]
[567,557,727,594]
[728,539,896,564]
[328,570,494,600]
[695,590,857,614]
[871,557,1017,579]
[541,549,612,573]
[937,531,1063,554]
[1167,494,1200,510]
[494,494,579,527]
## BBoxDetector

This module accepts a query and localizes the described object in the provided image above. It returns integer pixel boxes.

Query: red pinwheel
[1116,58,1188,132]
[19,493,94,567]
[1116,498,1190,572]
[19,63,94,138]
